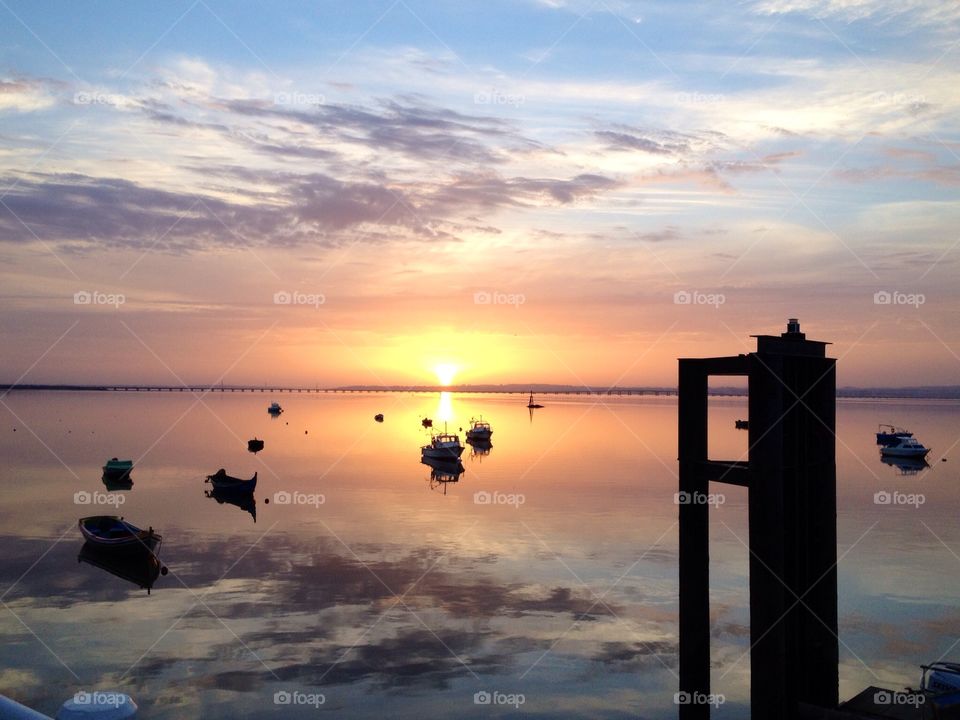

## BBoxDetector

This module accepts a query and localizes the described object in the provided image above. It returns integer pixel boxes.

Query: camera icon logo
[74,691,92,705]
[74,491,91,505]
[473,291,492,305]
[474,691,491,704]
[674,290,691,305]
[473,491,492,505]
[74,291,92,305]
[274,690,291,705]
[874,290,891,305]
[273,291,292,305]
[274,491,292,505]
[874,491,892,505]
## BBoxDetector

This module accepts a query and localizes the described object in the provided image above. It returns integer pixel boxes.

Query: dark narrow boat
[247,438,264,453]
[206,469,258,493]
[102,457,133,482]
[78,516,161,554]
[735,419,749,430]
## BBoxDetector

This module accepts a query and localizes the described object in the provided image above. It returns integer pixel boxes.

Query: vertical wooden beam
[678,360,710,720]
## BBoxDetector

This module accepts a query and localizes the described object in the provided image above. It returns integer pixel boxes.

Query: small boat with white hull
[465,417,493,441]
[880,436,929,459]
[421,433,464,460]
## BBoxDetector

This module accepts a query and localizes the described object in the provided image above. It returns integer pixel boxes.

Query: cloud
[0,77,59,113]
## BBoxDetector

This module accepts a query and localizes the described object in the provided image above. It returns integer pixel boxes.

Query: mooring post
[677,319,837,720]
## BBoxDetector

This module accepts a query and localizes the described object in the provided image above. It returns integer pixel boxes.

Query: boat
[880,436,930,459]
[527,392,543,409]
[247,437,264,453]
[922,661,960,695]
[78,516,161,554]
[102,458,133,482]
[876,424,913,446]
[735,419,749,430]
[465,417,493,441]
[205,469,258,493]
[79,541,167,592]
[267,402,283,415]
[421,417,433,428]
[374,413,384,422]
[206,487,257,522]
[421,433,464,460]
[102,474,133,491]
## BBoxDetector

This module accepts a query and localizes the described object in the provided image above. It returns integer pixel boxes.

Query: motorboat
[247,437,264,453]
[922,661,960,695]
[102,458,133,482]
[527,392,543,409]
[268,402,283,415]
[421,433,464,460]
[876,424,913,446]
[206,469,258,493]
[880,436,930,459]
[465,417,493,441]
[78,516,161,555]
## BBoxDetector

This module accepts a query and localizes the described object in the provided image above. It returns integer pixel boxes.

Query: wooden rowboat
[78,516,161,554]
[206,469,258,493]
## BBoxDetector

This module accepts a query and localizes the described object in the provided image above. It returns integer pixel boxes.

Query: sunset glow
[433,364,459,387]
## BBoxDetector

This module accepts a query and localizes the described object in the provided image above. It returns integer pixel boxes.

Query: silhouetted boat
[421,417,433,428]
[268,402,283,415]
[78,541,166,592]
[880,436,929,459]
[374,413,384,422]
[102,458,133,481]
[206,469,258,493]
[247,437,264,453]
[876,424,913,446]
[527,392,543,408]
[78,516,161,554]
[205,486,257,522]
[421,433,464,460]
[922,661,960,695]
[735,419,749,430]
[465,417,493,441]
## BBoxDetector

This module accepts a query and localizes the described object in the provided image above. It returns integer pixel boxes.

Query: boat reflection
[466,437,493,458]
[78,541,167,593]
[101,475,133,492]
[421,456,464,494]
[881,455,930,476]
[205,487,257,522]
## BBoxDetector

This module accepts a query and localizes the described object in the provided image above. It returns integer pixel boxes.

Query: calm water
[0,391,958,718]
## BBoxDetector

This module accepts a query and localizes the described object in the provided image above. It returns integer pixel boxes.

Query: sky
[0,0,958,388]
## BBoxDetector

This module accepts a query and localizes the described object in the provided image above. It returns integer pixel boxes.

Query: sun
[433,363,458,386]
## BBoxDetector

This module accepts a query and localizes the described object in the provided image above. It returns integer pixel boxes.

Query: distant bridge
[0,384,689,397]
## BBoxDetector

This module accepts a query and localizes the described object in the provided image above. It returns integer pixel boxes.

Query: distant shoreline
[2,383,958,400]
